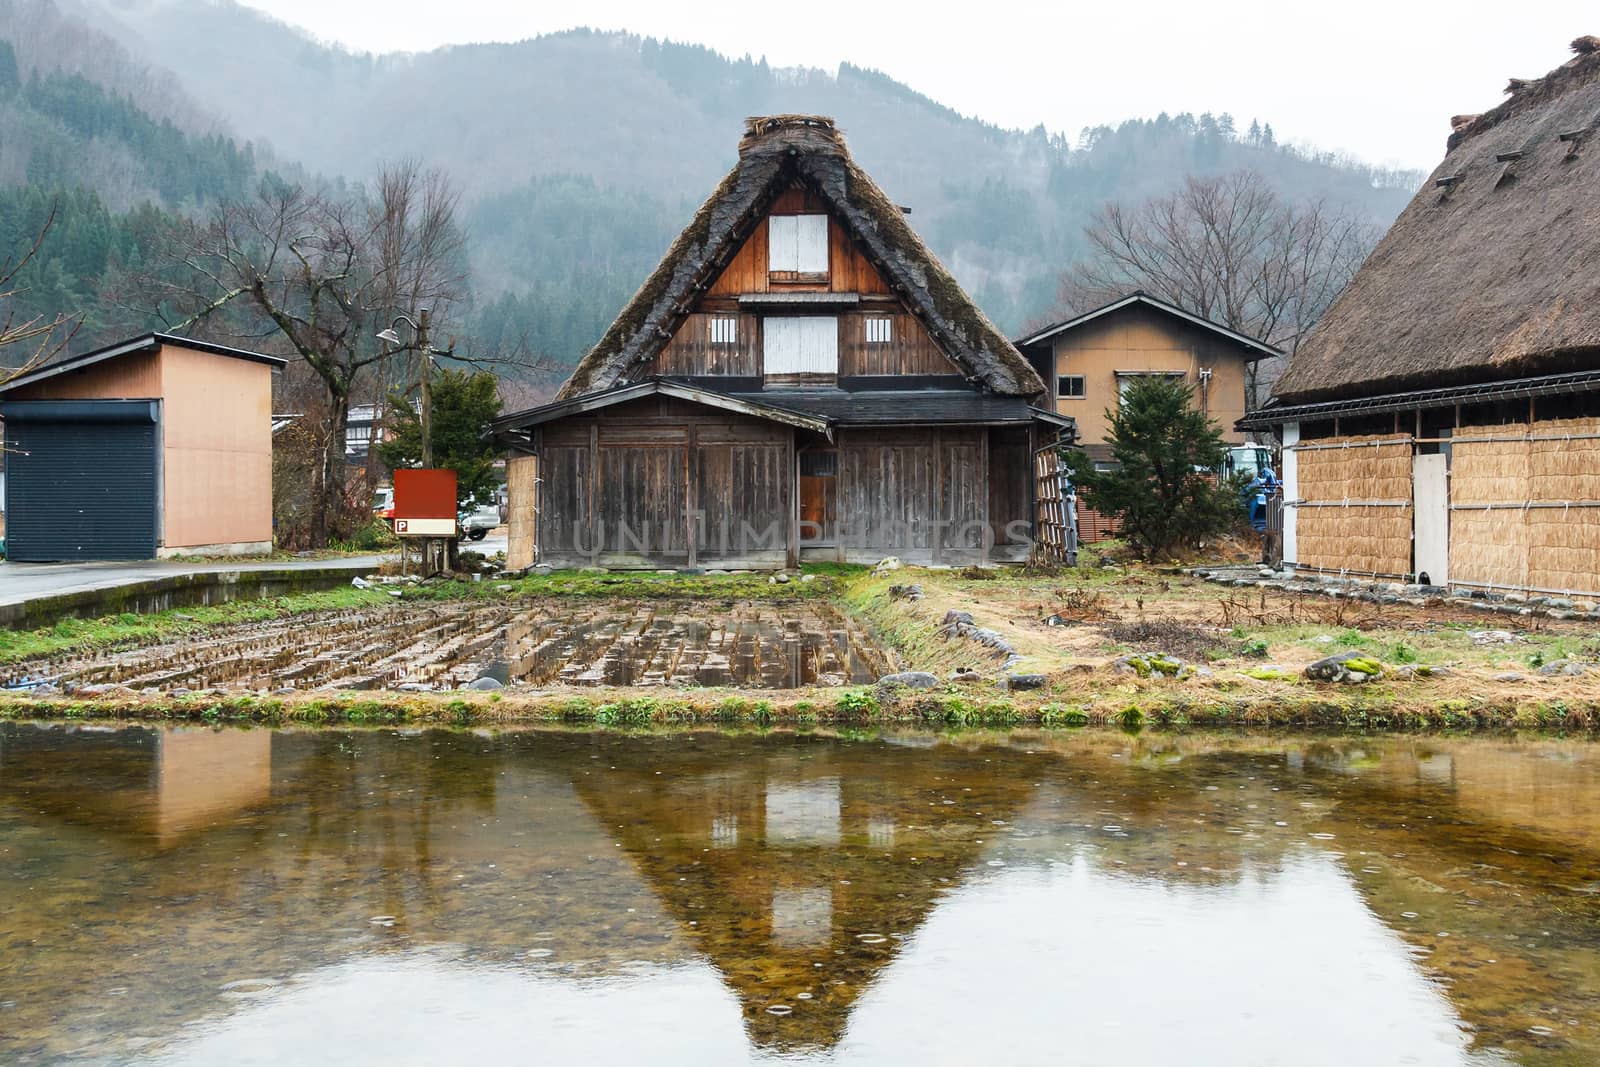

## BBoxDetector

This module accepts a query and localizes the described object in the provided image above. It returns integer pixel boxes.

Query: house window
[764,316,838,377]
[768,214,829,277]
[1117,371,1185,402]
[709,315,738,346]
[1057,374,1085,398]
[864,316,893,344]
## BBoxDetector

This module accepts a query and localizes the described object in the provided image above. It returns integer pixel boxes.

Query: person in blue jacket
[1245,466,1279,533]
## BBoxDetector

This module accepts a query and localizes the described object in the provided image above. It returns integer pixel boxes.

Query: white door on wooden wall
[1413,452,1449,585]
[764,317,838,376]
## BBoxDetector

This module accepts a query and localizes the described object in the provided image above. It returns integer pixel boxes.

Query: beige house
[1015,292,1280,463]
[0,333,284,560]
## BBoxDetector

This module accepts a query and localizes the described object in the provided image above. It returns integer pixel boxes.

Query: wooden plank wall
[839,312,957,376]
[535,398,791,569]
[653,312,761,376]
[646,309,956,379]
[707,185,892,296]
[834,428,992,565]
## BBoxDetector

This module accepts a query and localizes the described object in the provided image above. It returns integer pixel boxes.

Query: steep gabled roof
[556,116,1043,400]
[1014,291,1282,359]
[1272,37,1600,405]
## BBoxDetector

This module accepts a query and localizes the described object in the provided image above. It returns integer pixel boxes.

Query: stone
[388,590,404,598]
[579,566,608,574]
[950,669,985,685]
[27,683,59,696]
[1304,652,1384,684]
[495,584,514,593]
[1493,672,1525,683]
[396,682,432,693]
[270,687,297,696]
[532,565,554,576]
[1537,660,1588,677]
[872,556,904,576]
[942,610,975,627]
[351,576,373,589]
[775,573,791,583]
[888,583,923,601]
[1004,673,1048,691]
[1469,629,1522,646]
[1113,652,1186,678]
[467,676,505,690]
[801,574,818,582]
[169,687,192,697]
[816,672,847,687]
[877,671,939,690]
[1396,665,1452,679]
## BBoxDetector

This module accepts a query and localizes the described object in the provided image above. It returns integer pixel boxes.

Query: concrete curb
[0,561,380,630]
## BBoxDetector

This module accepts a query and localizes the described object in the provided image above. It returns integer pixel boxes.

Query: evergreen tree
[377,368,504,506]
[1066,376,1242,559]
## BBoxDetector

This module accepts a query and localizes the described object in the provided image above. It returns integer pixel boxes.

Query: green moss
[1343,657,1382,676]
[1243,667,1292,682]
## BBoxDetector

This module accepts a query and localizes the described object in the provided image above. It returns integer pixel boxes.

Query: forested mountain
[2,0,1426,382]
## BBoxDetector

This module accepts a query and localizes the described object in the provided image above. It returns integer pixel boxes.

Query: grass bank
[6,560,1600,733]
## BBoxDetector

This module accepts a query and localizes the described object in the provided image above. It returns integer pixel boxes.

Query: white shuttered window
[768,215,829,274]
[764,317,838,375]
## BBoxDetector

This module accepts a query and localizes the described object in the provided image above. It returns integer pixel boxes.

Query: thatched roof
[556,116,1043,399]
[1272,39,1600,405]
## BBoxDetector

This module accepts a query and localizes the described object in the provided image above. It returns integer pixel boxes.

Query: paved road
[0,553,394,609]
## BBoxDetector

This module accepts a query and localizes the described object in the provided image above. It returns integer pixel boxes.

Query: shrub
[1065,376,1244,559]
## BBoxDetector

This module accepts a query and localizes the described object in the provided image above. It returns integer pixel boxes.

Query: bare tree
[0,205,80,388]
[1056,171,1379,407]
[137,162,468,546]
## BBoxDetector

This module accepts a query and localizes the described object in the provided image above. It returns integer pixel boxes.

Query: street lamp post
[377,308,435,466]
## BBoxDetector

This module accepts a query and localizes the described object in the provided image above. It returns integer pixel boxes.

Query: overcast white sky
[240,0,1594,170]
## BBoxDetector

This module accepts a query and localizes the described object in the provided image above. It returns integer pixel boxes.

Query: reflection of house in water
[565,734,1053,1051]
[0,724,272,847]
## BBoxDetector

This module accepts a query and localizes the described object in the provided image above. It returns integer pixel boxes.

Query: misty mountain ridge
[1,0,1425,373]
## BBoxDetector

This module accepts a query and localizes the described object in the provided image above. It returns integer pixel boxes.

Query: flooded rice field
[0,600,888,694]
[3,726,1600,1065]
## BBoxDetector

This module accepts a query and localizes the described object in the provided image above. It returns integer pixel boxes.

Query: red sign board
[393,469,457,519]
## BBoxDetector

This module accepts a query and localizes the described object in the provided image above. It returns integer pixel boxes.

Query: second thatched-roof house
[1244,37,1600,596]
[494,116,1073,570]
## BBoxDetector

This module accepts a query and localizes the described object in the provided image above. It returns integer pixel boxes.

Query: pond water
[2,724,1599,1065]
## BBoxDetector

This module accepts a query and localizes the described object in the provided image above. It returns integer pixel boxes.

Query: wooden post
[786,429,799,571]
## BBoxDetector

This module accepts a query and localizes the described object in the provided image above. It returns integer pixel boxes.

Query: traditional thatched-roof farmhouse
[1243,37,1600,597]
[495,116,1072,570]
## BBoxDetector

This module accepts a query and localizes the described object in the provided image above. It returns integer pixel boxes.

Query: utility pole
[417,307,433,468]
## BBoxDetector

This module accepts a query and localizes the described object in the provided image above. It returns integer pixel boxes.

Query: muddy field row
[1,601,891,695]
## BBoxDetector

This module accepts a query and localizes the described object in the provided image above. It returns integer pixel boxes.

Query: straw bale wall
[1451,418,1600,594]
[1293,433,1414,575]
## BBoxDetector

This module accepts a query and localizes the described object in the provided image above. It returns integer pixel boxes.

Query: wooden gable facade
[640,185,961,386]
[496,116,1072,571]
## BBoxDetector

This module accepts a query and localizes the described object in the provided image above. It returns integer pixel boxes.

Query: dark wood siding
[840,311,957,376]
[537,429,593,559]
[829,428,987,564]
[940,432,986,560]
[652,312,762,376]
[596,425,690,564]
[988,429,1031,545]
[536,397,794,569]
[695,424,791,563]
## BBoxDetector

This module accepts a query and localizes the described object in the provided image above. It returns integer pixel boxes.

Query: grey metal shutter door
[4,419,158,561]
